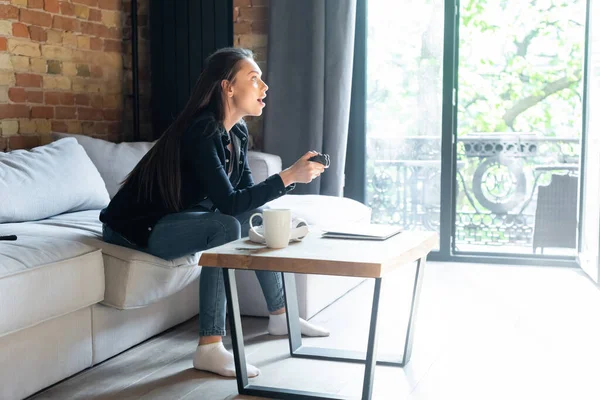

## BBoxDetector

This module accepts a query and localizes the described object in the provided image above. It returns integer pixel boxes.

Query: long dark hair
[122,47,254,211]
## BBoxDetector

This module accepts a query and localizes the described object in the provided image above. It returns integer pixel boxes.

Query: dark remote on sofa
[0,235,17,241]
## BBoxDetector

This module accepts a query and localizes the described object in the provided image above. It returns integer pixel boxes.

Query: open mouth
[257,96,266,105]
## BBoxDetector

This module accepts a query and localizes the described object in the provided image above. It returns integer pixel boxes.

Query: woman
[99,48,328,378]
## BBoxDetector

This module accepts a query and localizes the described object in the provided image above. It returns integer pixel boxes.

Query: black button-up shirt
[100,112,295,247]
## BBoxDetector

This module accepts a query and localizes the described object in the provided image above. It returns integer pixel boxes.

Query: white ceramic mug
[249,209,291,249]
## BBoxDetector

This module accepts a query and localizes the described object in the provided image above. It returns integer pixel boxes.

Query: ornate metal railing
[367,134,579,247]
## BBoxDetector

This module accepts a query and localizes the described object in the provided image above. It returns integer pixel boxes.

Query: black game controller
[308,153,330,168]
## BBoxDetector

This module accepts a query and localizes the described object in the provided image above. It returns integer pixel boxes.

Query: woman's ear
[221,79,234,98]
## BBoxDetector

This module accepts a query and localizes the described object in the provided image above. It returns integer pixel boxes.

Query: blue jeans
[102,206,285,337]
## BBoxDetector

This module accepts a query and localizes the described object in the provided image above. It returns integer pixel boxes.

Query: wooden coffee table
[199,230,437,400]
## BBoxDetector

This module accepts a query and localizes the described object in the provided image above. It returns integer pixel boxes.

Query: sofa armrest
[247,151,282,183]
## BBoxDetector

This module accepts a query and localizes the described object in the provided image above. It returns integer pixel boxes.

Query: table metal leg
[282,272,302,353]
[362,277,382,400]
[223,256,427,400]
[402,256,426,366]
[222,268,248,393]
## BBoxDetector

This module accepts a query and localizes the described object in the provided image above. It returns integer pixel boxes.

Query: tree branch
[502,76,579,128]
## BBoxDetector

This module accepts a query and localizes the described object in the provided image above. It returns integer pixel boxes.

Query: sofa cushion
[0,137,109,223]
[0,223,104,338]
[3,210,201,310]
[51,133,156,198]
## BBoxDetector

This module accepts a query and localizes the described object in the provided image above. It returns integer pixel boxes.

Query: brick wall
[0,0,266,151]
[233,0,268,150]
[0,0,151,151]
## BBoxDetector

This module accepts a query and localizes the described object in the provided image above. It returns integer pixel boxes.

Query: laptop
[321,223,402,241]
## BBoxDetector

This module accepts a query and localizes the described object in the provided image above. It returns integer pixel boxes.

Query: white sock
[193,341,260,378]
[267,312,330,337]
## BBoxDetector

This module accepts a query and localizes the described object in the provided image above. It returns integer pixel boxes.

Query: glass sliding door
[365,0,445,249]
[454,0,587,256]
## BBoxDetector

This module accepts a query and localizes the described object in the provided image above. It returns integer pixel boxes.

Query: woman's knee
[210,213,241,242]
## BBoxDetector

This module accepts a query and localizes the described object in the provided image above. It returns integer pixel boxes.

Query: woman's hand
[279,151,327,186]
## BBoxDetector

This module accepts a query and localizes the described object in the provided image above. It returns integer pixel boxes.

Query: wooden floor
[31,261,600,400]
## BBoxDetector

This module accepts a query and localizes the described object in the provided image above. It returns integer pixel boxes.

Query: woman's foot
[193,341,260,378]
[267,312,330,337]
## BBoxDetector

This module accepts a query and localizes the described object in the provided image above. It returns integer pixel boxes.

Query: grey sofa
[0,134,371,400]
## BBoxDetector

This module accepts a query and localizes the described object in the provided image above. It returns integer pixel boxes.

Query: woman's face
[226,58,268,117]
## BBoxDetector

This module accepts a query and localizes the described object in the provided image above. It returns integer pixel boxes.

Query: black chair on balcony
[532,173,578,254]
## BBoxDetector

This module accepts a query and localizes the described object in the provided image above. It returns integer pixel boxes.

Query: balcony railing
[367,134,579,248]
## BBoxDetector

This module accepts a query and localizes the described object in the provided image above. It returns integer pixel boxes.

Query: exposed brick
[44,0,60,13]
[41,44,72,60]
[0,54,11,70]
[46,29,62,43]
[0,87,8,103]
[73,0,97,6]
[234,0,251,6]
[8,38,41,57]
[47,59,61,74]
[35,118,51,133]
[238,33,267,48]
[55,105,75,119]
[238,6,267,21]
[59,1,74,16]
[76,64,90,77]
[98,0,119,10]
[0,5,19,20]
[60,92,73,104]
[104,38,121,52]
[53,15,80,31]
[89,36,102,50]
[19,119,37,134]
[0,104,30,118]
[8,135,40,150]
[251,0,269,5]
[43,75,70,89]
[12,0,29,7]
[102,94,117,108]
[88,8,101,21]
[12,23,29,38]
[1,120,19,137]
[74,4,89,19]
[16,73,42,87]
[101,9,119,27]
[96,24,120,39]
[74,93,89,105]
[28,25,47,41]
[8,87,26,103]
[44,91,60,104]
[26,90,43,103]
[9,56,30,73]
[77,35,89,49]
[0,71,16,86]
[102,108,119,120]
[0,138,6,151]
[51,120,68,132]
[66,120,81,133]
[235,21,251,35]
[20,9,53,27]
[31,105,54,118]
[0,21,11,36]
[251,20,267,34]
[28,0,44,9]
[0,38,7,51]
[90,64,102,78]
[62,61,76,75]
[78,106,103,120]
[62,31,77,47]
[30,57,47,73]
